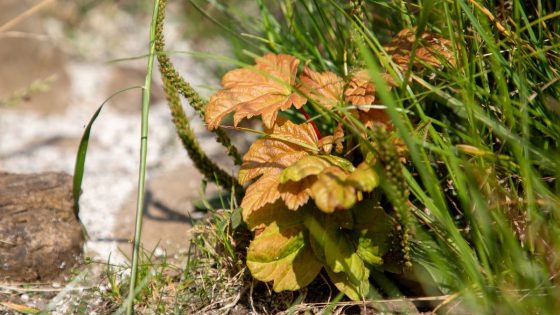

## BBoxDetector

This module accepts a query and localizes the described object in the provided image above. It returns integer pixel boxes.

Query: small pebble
[154,247,166,258]
[20,294,29,302]
[191,211,205,220]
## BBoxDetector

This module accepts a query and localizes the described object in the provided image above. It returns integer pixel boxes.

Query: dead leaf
[357,108,392,130]
[334,123,344,153]
[345,69,376,107]
[384,28,455,71]
[205,53,306,129]
[345,70,396,109]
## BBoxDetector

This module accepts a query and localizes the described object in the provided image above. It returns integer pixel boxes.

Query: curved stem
[299,107,322,139]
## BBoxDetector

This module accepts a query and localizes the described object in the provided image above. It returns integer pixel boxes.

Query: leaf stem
[299,107,322,139]
[125,0,160,314]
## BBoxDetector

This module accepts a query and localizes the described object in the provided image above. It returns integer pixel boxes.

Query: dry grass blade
[431,292,461,314]
[0,0,56,33]
[0,302,40,315]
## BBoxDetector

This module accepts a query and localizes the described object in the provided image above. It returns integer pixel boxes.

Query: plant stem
[125,1,160,314]
[299,107,322,139]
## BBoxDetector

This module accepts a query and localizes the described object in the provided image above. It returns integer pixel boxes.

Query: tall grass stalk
[125,0,160,314]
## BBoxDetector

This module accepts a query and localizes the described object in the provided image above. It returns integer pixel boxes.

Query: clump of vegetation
[201,49,454,299]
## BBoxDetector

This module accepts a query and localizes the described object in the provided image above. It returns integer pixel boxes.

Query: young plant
[202,36,451,299]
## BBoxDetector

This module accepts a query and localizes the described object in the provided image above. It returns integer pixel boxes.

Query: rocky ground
[0,1,244,312]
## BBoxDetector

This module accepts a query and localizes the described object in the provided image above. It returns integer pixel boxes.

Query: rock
[0,172,84,282]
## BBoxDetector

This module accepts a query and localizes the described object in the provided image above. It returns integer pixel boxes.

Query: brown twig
[431,292,460,314]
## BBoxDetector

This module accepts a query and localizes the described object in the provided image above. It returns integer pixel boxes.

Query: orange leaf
[384,28,455,71]
[205,54,306,130]
[239,119,319,220]
[238,119,318,184]
[279,176,316,210]
[242,173,314,225]
[357,108,392,130]
[298,67,344,109]
[241,171,283,221]
[318,136,334,154]
[345,70,396,109]
[333,123,344,153]
[343,70,395,130]
[345,69,376,107]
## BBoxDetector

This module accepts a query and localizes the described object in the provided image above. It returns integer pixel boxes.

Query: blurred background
[0,0,243,263]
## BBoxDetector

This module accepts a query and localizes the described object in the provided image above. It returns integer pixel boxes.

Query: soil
[114,163,207,258]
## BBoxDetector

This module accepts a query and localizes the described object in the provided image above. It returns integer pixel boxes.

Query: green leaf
[310,167,357,212]
[73,103,103,212]
[355,236,384,266]
[326,267,370,302]
[243,201,303,230]
[346,162,379,192]
[305,213,370,300]
[279,155,354,184]
[323,228,369,300]
[352,200,394,267]
[231,207,243,229]
[246,218,322,292]
[280,155,331,183]
[321,155,356,172]
[323,226,361,274]
[305,210,353,262]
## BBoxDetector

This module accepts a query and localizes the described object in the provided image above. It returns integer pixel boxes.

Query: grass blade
[125,0,160,313]
[72,86,143,216]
